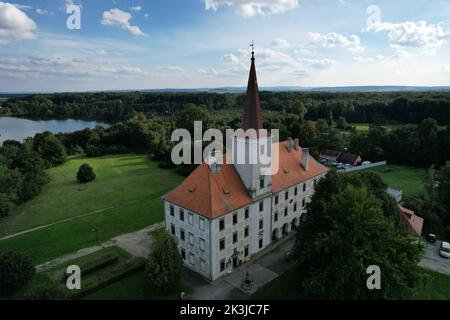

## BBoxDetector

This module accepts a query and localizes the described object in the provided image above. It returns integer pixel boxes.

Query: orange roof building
[398,205,424,236]
[162,48,328,280]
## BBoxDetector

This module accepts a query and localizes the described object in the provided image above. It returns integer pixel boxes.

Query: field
[355,165,429,198]
[252,265,450,300]
[0,154,183,264]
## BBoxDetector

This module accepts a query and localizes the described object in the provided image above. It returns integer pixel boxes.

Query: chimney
[301,148,309,171]
[294,138,299,151]
[287,137,293,153]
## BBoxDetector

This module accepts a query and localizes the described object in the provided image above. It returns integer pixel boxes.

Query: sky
[1,0,450,92]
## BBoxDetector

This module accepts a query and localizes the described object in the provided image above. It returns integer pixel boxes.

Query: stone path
[0,207,114,241]
[185,234,296,300]
[35,222,164,273]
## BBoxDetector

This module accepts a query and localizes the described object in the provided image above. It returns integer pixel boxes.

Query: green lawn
[0,154,182,264]
[355,165,428,198]
[252,265,450,300]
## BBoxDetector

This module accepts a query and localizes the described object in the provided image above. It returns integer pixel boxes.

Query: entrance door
[232,257,238,268]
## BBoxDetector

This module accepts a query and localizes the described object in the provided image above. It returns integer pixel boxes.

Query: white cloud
[0,2,36,44]
[130,6,142,12]
[11,3,31,10]
[144,13,150,18]
[309,32,364,53]
[299,58,336,69]
[203,0,299,17]
[0,54,150,79]
[157,65,185,71]
[271,38,290,48]
[96,49,108,55]
[366,20,450,54]
[197,68,219,76]
[101,8,147,37]
[36,8,48,15]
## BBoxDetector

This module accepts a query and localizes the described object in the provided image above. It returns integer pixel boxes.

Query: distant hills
[1,85,450,96]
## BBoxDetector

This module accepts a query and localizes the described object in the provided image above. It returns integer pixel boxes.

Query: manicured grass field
[252,265,450,300]
[355,165,428,198]
[0,154,183,264]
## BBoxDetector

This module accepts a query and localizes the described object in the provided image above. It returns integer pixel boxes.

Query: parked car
[426,233,437,244]
[362,161,372,166]
[439,242,450,258]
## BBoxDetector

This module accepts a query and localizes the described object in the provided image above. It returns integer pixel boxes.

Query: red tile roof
[162,141,329,219]
[398,205,424,236]
[272,141,328,193]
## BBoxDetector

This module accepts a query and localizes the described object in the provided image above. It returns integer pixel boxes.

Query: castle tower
[232,45,273,199]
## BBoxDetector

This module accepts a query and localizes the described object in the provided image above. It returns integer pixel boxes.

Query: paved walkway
[35,222,164,273]
[419,241,450,276]
[184,234,297,300]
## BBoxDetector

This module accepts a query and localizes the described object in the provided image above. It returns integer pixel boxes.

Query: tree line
[3,91,450,124]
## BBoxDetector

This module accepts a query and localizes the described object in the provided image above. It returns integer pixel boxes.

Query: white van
[439,241,450,258]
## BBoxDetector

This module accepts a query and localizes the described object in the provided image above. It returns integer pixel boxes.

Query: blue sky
[1,0,450,92]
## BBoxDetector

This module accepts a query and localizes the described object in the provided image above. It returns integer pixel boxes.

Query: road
[419,241,450,276]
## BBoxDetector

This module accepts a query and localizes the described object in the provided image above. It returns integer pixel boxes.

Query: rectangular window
[188,212,194,225]
[314,179,317,187]
[285,192,288,200]
[244,226,249,238]
[219,218,225,231]
[244,246,249,257]
[294,187,298,196]
[259,201,264,212]
[200,259,206,272]
[303,184,306,192]
[220,260,225,272]
[219,238,225,250]
[233,212,238,225]
[179,209,185,221]
[302,199,306,207]
[284,208,288,217]
[259,238,263,249]
[170,224,175,235]
[181,249,186,260]
[245,207,249,219]
[275,195,279,205]
[260,177,264,189]
[199,238,205,251]
[274,211,278,222]
[189,232,194,246]
[199,217,205,231]
[233,232,238,244]
[259,219,264,230]
[170,204,174,216]
[294,202,297,212]
[180,228,185,241]
[189,253,194,265]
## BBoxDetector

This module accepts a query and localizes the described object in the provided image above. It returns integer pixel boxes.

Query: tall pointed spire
[242,42,264,132]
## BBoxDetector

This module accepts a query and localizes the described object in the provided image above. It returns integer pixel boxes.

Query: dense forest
[3,91,450,124]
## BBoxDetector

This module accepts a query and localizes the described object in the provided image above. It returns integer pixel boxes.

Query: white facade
[163,171,326,281]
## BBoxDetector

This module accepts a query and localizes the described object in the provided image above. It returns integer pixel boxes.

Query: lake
[0,117,109,143]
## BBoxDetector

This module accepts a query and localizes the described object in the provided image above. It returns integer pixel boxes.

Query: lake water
[0,117,110,143]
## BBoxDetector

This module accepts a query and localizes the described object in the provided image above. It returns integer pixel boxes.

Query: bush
[60,253,118,281]
[25,284,68,300]
[76,163,96,183]
[146,231,183,293]
[0,251,35,295]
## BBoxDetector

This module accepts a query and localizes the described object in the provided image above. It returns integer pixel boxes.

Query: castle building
[162,49,328,281]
